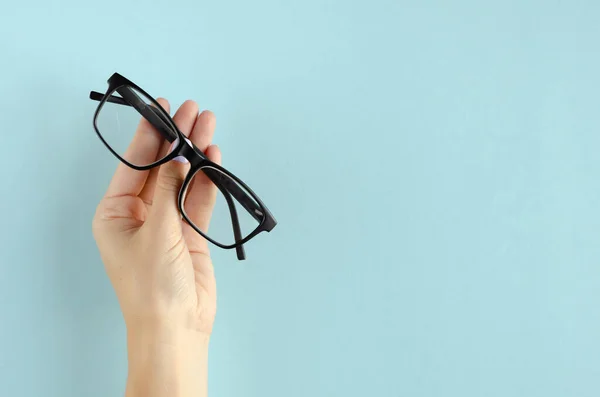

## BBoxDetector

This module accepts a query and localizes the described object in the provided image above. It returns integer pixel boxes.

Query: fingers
[183,145,222,235]
[145,101,200,229]
[189,110,216,152]
[206,144,222,165]
[105,98,170,198]
[146,157,190,230]
[181,110,218,244]
[139,100,199,206]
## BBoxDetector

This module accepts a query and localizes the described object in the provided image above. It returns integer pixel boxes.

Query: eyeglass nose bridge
[177,138,208,168]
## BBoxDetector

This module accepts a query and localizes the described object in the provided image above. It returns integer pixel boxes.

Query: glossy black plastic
[91,73,277,260]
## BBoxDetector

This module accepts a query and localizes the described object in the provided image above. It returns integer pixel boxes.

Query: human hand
[92,99,219,396]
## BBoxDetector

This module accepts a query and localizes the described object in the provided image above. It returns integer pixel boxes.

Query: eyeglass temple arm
[90,90,264,223]
[214,179,246,260]
[90,91,129,106]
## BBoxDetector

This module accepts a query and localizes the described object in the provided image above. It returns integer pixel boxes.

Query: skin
[92,99,219,397]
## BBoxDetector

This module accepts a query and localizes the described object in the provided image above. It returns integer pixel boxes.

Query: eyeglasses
[90,73,277,260]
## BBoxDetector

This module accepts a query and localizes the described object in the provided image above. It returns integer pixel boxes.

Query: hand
[92,99,219,397]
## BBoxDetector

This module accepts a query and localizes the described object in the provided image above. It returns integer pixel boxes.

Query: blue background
[1,1,599,396]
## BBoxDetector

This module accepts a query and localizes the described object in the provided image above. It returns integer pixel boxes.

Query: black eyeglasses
[90,73,277,260]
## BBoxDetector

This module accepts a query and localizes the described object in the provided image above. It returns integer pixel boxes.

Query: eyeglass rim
[92,80,184,171]
[178,163,276,249]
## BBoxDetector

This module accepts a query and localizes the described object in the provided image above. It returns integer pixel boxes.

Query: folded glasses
[90,73,277,260]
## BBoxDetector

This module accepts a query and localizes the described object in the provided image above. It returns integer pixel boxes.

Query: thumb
[147,156,190,230]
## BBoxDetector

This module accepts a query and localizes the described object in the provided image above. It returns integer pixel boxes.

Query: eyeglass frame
[90,72,277,260]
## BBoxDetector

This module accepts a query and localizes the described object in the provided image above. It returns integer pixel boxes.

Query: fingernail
[174,156,188,164]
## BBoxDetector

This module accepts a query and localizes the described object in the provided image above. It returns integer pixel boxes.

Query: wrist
[126,324,209,397]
